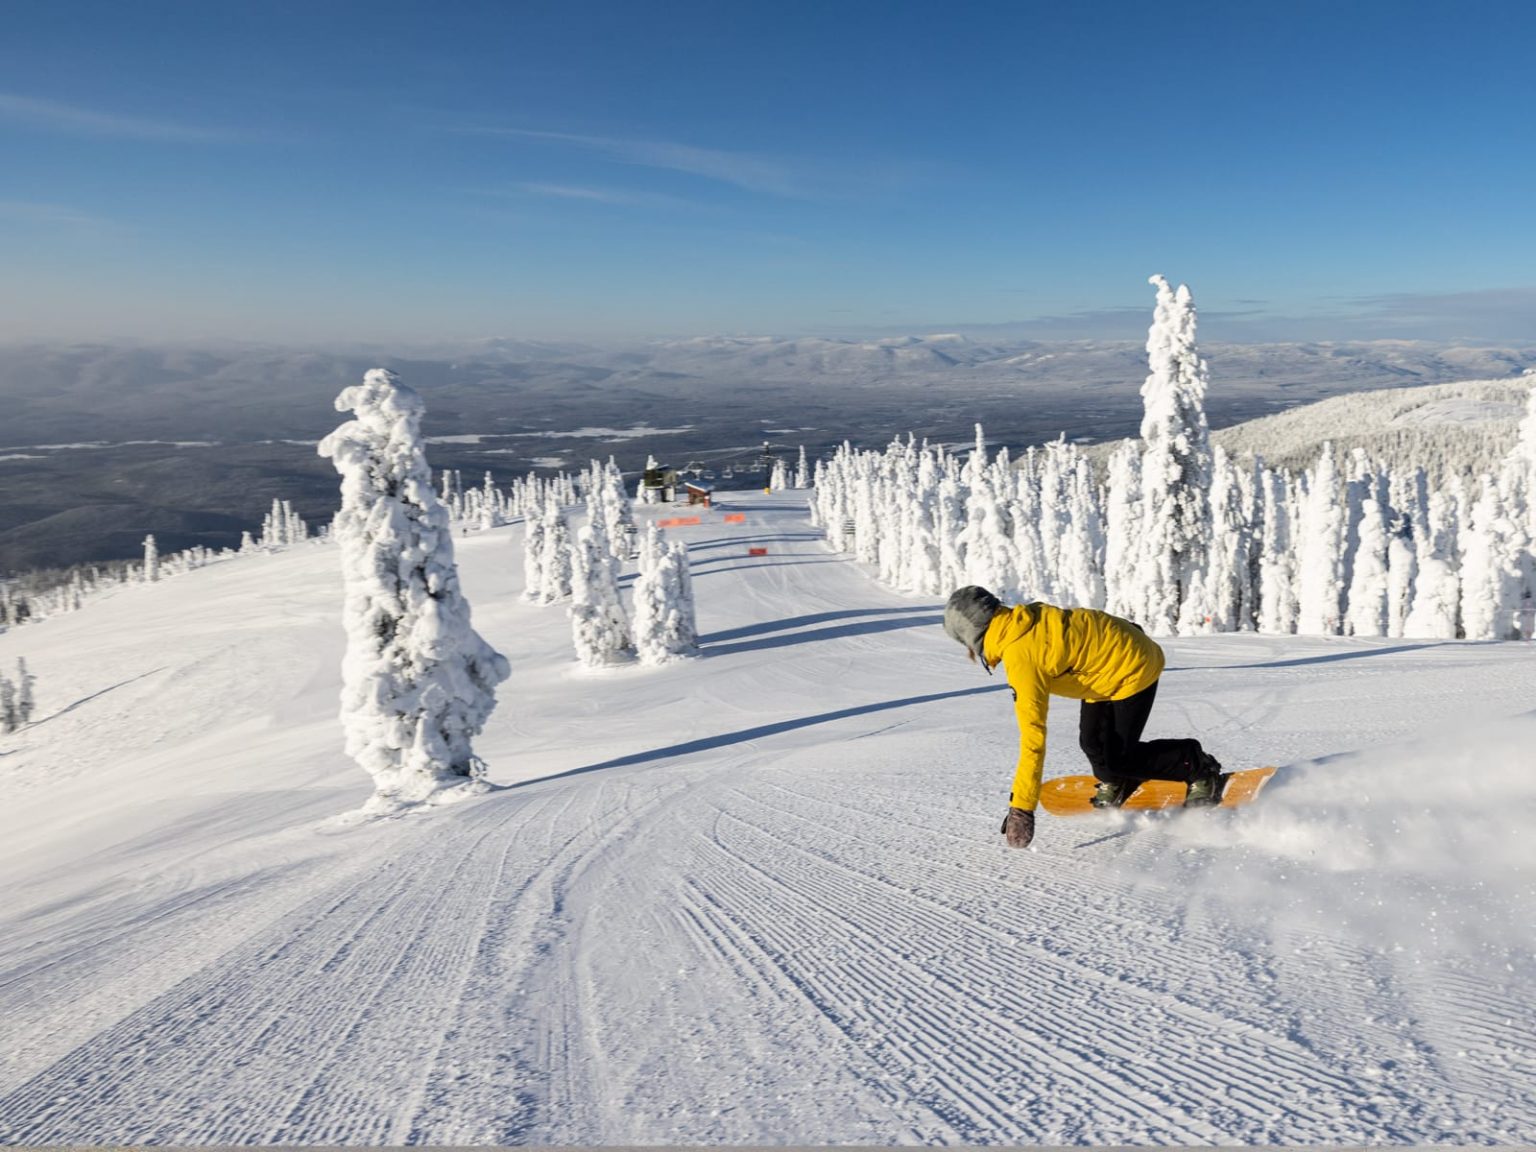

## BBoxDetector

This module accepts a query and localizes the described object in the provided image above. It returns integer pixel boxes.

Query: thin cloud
[0,92,225,142]
[0,199,118,232]
[469,126,826,199]
[509,181,699,210]
[520,182,634,204]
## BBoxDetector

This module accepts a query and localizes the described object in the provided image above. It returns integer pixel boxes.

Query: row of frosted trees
[522,459,699,668]
[812,275,1536,641]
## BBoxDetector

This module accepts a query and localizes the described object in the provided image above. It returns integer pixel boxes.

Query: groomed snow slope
[1,492,1534,1144]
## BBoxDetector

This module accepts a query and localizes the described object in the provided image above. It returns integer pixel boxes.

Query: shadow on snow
[514,683,1008,788]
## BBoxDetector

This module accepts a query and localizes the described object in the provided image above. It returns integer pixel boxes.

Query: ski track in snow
[1,493,1535,1143]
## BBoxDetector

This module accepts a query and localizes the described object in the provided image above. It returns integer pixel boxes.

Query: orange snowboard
[1038,766,1278,817]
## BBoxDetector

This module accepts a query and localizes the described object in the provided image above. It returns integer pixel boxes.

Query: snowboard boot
[1184,751,1228,808]
[1090,779,1133,809]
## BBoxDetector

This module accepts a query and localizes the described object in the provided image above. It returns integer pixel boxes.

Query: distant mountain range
[2,335,1533,573]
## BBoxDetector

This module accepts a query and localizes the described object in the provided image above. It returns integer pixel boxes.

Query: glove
[1000,806,1035,849]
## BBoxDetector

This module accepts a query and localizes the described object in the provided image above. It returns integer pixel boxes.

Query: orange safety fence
[656,516,702,527]
[723,513,746,524]
[748,547,769,556]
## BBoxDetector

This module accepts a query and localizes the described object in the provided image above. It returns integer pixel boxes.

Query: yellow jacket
[982,603,1164,810]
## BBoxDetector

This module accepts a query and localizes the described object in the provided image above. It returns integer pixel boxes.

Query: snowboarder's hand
[1001,806,1035,849]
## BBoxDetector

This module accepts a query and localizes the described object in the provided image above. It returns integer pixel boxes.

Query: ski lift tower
[757,441,777,473]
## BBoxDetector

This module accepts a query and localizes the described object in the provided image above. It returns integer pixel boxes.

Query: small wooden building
[640,462,678,503]
[683,481,713,507]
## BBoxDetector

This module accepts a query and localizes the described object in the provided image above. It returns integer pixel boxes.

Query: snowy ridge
[1,492,1534,1142]
[1211,374,1535,479]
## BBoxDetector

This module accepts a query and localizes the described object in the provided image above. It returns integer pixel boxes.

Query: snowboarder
[942,585,1225,849]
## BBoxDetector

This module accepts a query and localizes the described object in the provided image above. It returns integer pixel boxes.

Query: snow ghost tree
[535,495,574,603]
[143,535,159,583]
[521,508,547,601]
[318,368,511,809]
[632,523,698,665]
[569,524,633,667]
[14,657,35,725]
[1134,274,1213,633]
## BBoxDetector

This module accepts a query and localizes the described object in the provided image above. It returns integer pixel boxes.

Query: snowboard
[1038,766,1278,817]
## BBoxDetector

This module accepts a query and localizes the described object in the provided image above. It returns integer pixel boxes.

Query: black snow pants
[1078,680,1206,785]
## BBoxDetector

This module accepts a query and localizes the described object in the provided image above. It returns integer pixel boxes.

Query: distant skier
[942,585,1225,850]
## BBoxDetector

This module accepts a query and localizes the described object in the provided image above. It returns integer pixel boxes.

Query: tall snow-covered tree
[632,524,698,665]
[1102,441,1143,619]
[1344,472,1390,637]
[521,507,547,602]
[15,657,35,725]
[1199,446,1250,632]
[317,368,511,809]
[1134,274,1213,633]
[1295,443,1346,635]
[535,494,573,603]
[0,673,15,734]
[794,445,810,488]
[1459,474,1526,640]
[1403,486,1463,639]
[1259,467,1300,634]
[143,535,159,583]
[569,524,633,666]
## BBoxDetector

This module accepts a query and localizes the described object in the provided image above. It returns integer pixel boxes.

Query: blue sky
[1,0,1533,344]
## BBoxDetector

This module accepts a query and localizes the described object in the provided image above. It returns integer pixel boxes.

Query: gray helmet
[943,585,1002,667]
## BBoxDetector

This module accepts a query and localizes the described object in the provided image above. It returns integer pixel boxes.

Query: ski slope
[2,492,1534,1144]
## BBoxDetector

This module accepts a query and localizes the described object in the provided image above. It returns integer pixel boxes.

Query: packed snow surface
[1,492,1534,1144]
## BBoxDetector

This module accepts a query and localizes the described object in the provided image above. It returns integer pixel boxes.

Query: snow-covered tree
[769,457,790,491]
[1134,274,1213,633]
[534,494,573,604]
[521,507,547,602]
[1200,446,1251,632]
[0,673,15,734]
[632,524,698,665]
[143,535,159,583]
[1256,467,1298,634]
[1459,474,1527,640]
[569,525,633,666]
[1102,441,1143,619]
[1344,472,1390,637]
[794,445,810,488]
[1403,487,1463,639]
[1295,443,1346,635]
[317,368,511,809]
[15,657,35,725]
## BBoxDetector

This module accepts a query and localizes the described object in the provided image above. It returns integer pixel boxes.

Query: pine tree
[317,368,511,809]
[536,496,573,603]
[522,507,547,602]
[1201,446,1249,631]
[632,524,698,665]
[1102,441,1143,619]
[0,674,15,734]
[1135,275,1213,633]
[143,535,159,583]
[1250,464,1297,633]
[1404,486,1463,639]
[1344,472,1390,637]
[1296,443,1346,635]
[569,525,634,666]
[1459,474,1526,640]
[15,657,35,724]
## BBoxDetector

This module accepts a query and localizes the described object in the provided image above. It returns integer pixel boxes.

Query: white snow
[1,491,1534,1143]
